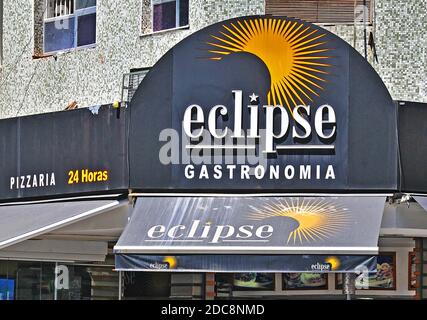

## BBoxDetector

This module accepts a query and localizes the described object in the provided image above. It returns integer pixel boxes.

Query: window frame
[151,0,189,34]
[43,0,97,55]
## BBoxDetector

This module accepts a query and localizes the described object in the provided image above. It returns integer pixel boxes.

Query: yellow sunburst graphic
[247,198,351,244]
[206,18,332,114]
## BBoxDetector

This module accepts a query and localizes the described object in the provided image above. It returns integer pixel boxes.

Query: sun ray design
[247,198,351,244]
[206,18,332,114]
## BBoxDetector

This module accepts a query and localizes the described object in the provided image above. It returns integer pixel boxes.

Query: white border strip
[114,246,379,255]
[185,145,256,150]
[380,228,427,237]
[129,193,393,198]
[0,201,121,250]
[0,194,124,206]
[113,268,355,273]
[276,145,335,150]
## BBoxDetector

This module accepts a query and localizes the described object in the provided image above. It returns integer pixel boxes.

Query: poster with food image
[336,253,396,290]
[283,273,328,290]
[233,273,275,291]
[366,254,395,289]
[409,253,417,290]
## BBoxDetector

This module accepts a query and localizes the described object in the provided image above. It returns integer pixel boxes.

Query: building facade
[0,0,425,119]
[0,0,426,301]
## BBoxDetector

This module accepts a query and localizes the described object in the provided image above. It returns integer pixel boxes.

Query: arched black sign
[129,15,397,192]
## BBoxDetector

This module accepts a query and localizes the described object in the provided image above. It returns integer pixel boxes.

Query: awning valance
[0,199,127,250]
[414,196,427,212]
[114,196,385,272]
[115,254,377,273]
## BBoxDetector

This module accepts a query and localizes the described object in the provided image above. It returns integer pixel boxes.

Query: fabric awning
[0,199,126,250]
[381,200,427,237]
[114,196,385,272]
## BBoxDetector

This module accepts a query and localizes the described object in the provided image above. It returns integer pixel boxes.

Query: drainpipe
[363,0,368,59]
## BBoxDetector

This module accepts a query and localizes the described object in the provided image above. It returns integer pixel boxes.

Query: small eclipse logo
[325,256,341,271]
[163,256,178,269]
[206,18,332,114]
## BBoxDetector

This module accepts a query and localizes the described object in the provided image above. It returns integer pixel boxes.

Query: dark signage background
[129,15,397,191]
[0,105,128,200]
[398,101,427,193]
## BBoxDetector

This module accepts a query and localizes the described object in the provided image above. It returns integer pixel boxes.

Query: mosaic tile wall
[0,0,425,119]
[141,0,152,35]
[373,0,427,102]
[33,1,45,57]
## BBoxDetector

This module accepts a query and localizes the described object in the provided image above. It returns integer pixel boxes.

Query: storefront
[0,197,129,300]
[0,106,130,300]
[116,15,426,300]
[0,15,427,300]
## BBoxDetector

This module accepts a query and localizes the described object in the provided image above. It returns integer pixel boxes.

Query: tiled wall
[0,0,425,119]
[373,0,427,103]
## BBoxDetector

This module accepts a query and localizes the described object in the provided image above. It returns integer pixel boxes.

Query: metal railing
[121,70,149,103]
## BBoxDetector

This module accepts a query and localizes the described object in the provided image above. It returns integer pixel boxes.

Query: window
[142,0,189,34]
[43,0,96,54]
[123,272,171,299]
[0,260,118,300]
[265,0,373,25]
[152,0,188,32]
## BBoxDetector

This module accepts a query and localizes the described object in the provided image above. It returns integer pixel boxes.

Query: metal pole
[54,262,58,301]
[118,271,122,300]
[363,0,368,59]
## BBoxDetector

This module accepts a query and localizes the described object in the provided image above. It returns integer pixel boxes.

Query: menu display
[233,273,275,291]
[283,273,328,290]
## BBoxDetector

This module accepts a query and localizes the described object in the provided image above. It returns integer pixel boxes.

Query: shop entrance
[121,272,205,300]
[0,260,118,300]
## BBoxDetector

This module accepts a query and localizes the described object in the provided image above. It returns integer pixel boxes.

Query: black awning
[114,196,385,272]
